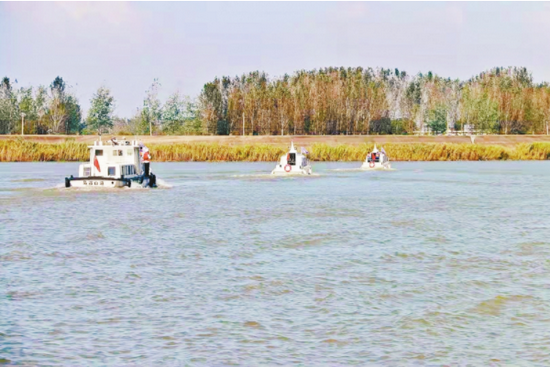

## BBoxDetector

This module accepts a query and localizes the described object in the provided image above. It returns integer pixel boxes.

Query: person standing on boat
[139,143,151,177]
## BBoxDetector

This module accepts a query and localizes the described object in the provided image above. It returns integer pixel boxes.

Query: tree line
[0,76,81,134]
[2,66,550,136]
[199,67,550,135]
[0,77,202,136]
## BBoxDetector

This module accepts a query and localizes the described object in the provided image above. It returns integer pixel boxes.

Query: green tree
[181,99,203,134]
[65,95,82,134]
[369,117,392,134]
[390,118,411,134]
[142,79,162,135]
[44,76,82,134]
[51,76,66,96]
[17,87,35,134]
[161,92,184,134]
[35,86,48,134]
[0,77,19,134]
[86,86,115,134]
[161,93,202,134]
[427,105,447,134]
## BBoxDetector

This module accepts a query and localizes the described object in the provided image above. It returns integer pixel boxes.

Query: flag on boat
[381,147,387,156]
[301,147,309,155]
[94,155,101,172]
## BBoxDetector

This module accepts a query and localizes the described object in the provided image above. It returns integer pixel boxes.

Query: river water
[1,161,550,366]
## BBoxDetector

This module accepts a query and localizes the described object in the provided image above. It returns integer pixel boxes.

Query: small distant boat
[271,142,312,175]
[64,137,157,188]
[361,145,391,170]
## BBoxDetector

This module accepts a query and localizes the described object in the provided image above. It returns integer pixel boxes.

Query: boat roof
[88,137,141,149]
[289,141,297,153]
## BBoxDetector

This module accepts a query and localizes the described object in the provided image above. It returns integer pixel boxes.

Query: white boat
[361,145,391,170]
[271,142,312,175]
[64,137,157,188]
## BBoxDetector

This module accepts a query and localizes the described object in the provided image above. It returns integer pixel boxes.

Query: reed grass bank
[2,139,550,162]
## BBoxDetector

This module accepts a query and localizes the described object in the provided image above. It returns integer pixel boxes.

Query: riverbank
[2,138,550,162]
[3,134,550,146]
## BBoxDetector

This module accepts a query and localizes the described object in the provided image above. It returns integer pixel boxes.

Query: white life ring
[284,164,292,172]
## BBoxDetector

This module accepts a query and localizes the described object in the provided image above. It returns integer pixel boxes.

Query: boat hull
[271,165,312,175]
[360,162,392,170]
[66,177,129,188]
[65,175,157,188]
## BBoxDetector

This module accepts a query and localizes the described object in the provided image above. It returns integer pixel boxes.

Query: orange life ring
[284,164,292,172]
[369,161,375,168]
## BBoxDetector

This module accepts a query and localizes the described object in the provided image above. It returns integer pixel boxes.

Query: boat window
[95,150,103,156]
[122,165,134,175]
[113,150,123,156]
[84,167,91,176]
[127,149,133,156]
[288,153,296,165]
[108,166,116,176]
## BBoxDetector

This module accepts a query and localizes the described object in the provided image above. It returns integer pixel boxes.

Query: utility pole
[21,112,26,136]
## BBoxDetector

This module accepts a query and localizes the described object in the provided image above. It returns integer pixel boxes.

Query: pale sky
[1,2,550,117]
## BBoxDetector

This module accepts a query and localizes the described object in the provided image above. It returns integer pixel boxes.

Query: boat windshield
[288,153,296,165]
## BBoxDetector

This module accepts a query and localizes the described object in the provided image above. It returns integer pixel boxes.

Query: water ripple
[1,161,550,365]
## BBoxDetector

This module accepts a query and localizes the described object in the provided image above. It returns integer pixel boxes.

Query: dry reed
[0,139,89,162]
[2,139,550,162]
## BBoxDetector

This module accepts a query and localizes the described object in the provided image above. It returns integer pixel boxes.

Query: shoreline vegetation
[2,67,550,138]
[2,136,550,162]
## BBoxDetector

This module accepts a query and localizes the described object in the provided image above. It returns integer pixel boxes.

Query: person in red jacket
[139,143,151,177]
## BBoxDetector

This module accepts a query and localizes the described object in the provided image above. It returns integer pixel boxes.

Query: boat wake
[154,179,173,188]
[11,178,47,182]
[270,172,322,178]
[361,167,397,171]
[327,168,364,172]
[231,173,278,179]
[328,168,396,172]
[231,172,322,179]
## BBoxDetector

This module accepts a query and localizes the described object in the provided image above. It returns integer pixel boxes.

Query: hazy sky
[1,2,550,117]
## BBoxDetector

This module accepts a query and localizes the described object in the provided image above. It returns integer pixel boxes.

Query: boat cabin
[362,144,391,170]
[79,138,142,179]
[366,145,389,165]
[272,142,312,175]
[278,143,309,169]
